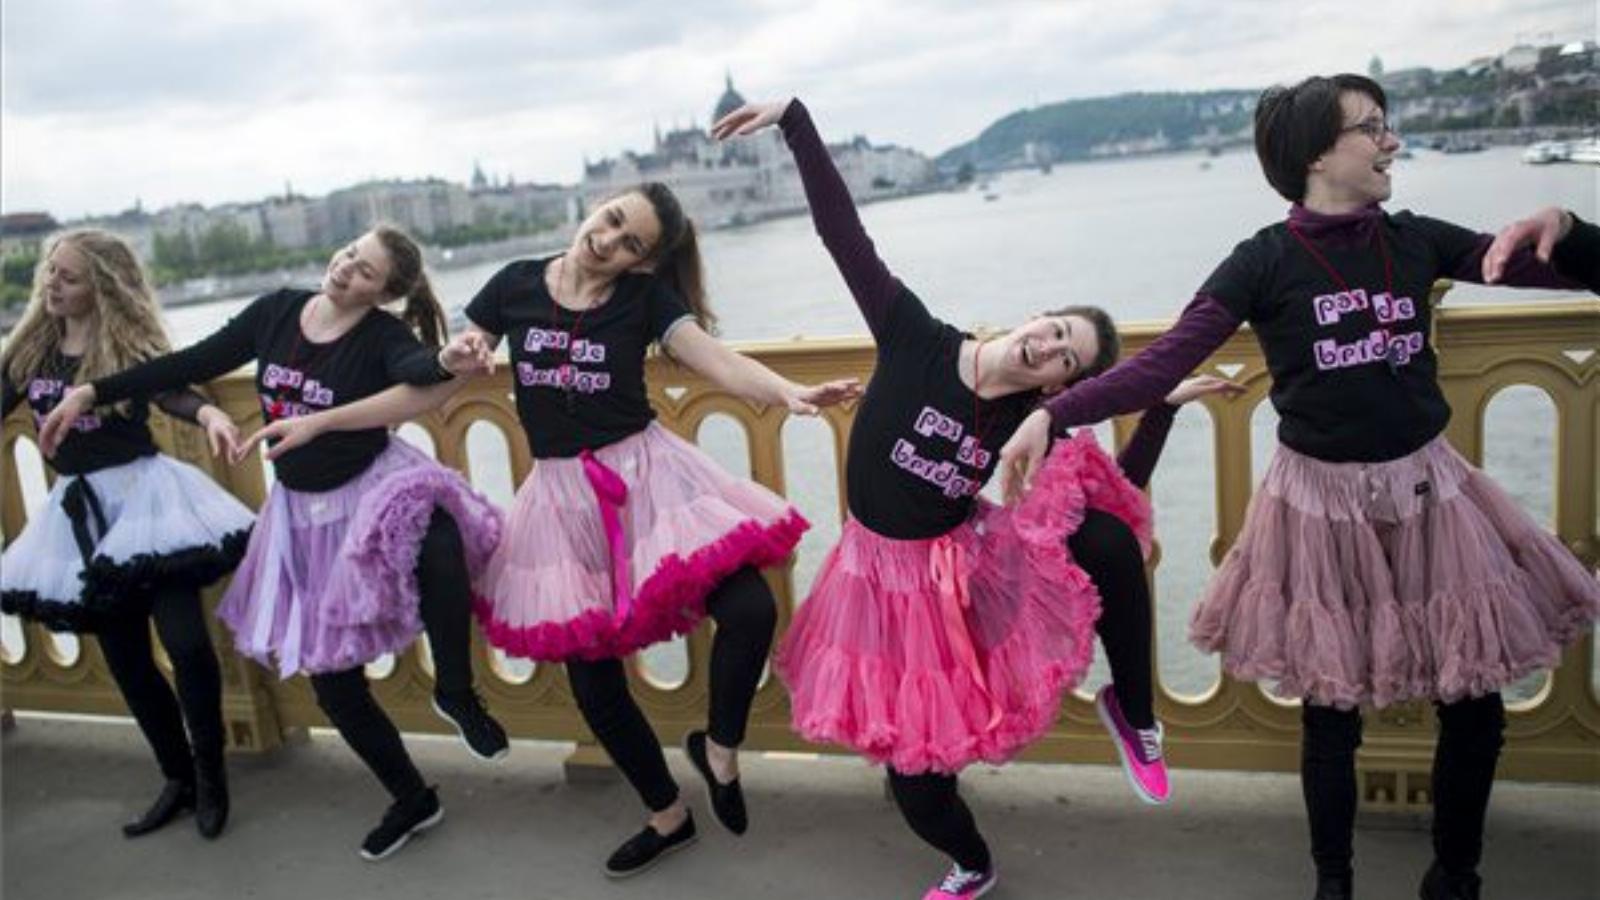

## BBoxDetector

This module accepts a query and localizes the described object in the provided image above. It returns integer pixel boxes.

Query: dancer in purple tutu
[5,228,254,840]
[997,74,1600,900]
[241,182,860,877]
[42,225,509,862]
[713,96,1240,900]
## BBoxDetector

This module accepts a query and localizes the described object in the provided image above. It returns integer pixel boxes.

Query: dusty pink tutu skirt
[1190,435,1599,709]
[472,422,807,661]
[776,431,1153,774]
[220,439,503,677]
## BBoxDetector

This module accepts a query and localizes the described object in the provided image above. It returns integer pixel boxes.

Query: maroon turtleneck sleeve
[778,99,904,341]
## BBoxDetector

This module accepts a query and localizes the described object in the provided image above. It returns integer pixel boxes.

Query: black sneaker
[359,787,444,862]
[683,729,748,835]
[432,690,509,762]
[603,811,698,879]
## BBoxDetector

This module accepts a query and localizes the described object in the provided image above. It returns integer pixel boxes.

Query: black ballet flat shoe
[122,779,195,838]
[1313,872,1353,900]
[1419,861,1481,900]
[603,811,698,878]
[683,729,747,835]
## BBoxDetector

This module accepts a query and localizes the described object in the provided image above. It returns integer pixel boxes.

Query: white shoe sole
[1094,691,1169,806]
[431,698,510,763]
[358,807,445,862]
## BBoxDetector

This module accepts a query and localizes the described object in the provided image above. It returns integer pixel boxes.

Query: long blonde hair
[2,229,173,413]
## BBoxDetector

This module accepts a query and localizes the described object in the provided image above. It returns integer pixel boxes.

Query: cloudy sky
[2,0,1591,219]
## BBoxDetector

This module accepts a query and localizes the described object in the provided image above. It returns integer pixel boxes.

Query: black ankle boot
[1419,861,1481,900]
[122,779,195,837]
[194,754,229,840]
[1313,870,1353,900]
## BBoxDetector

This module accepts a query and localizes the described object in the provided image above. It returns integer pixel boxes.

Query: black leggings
[566,567,776,812]
[1070,508,1156,729]
[1302,695,1505,879]
[307,509,477,801]
[97,585,225,782]
[888,770,991,873]
[415,510,474,696]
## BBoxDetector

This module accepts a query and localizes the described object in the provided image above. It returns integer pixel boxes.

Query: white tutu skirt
[1,453,254,632]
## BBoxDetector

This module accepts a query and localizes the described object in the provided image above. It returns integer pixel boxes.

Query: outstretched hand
[998,408,1052,506]
[1483,207,1571,283]
[196,405,245,461]
[784,377,862,416]
[37,384,96,458]
[439,331,495,377]
[234,413,327,465]
[711,100,792,141]
[1164,374,1245,406]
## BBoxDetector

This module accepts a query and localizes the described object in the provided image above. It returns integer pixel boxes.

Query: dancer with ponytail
[238,185,860,876]
[44,225,508,861]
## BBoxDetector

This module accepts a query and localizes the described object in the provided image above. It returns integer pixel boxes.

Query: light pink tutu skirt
[1190,435,1599,709]
[473,422,807,661]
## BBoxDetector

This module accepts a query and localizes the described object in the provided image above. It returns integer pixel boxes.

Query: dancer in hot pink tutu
[714,96,1239,900]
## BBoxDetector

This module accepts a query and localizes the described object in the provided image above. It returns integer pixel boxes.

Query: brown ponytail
[636,182,716,334]
[373,224,448,347]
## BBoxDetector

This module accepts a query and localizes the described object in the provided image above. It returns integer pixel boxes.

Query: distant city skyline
[3,0,1592,219]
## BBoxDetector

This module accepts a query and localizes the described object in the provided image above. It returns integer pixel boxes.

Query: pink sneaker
[922,864,996,900]
[1095,684,1170,804]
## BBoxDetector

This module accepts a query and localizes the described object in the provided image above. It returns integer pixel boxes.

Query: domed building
[712,73,747,124]
[580,75,936,229]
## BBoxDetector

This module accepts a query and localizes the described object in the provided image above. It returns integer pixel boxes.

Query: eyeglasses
[1342,118,1397,142]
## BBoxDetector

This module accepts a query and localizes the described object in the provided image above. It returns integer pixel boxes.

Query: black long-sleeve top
[93,289,449,491]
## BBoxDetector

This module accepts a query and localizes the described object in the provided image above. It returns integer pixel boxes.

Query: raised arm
[39,305,262,457]
[664,321,861,415]
[1402,211,1577,293]
[95,306,260,406]
[999,296,1243,503]
[236,327,497,462]
[1114,374,1245,489]
[1483,208,1599,292]
[1115,404,1176,490]
[713,98,902,339]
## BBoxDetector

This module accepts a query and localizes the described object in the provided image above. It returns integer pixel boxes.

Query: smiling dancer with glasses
[998,73,1599,900]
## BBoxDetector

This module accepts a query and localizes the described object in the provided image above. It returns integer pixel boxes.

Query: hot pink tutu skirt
[473,422,807,661]
[777,431,1153,774]
[1190,435,1600,709]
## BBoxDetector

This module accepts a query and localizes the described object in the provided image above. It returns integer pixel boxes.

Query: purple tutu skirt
[472,422,807,662]
[776,431,1153,774]
[1190,435,1600,709]
[219,438,503,677]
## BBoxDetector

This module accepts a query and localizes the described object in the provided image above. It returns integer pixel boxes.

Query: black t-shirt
[4,351,163,475]
[464,258,695,458]
[846,286,1038,539]
[95,289,449,491]
[1201,211,1482,462]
